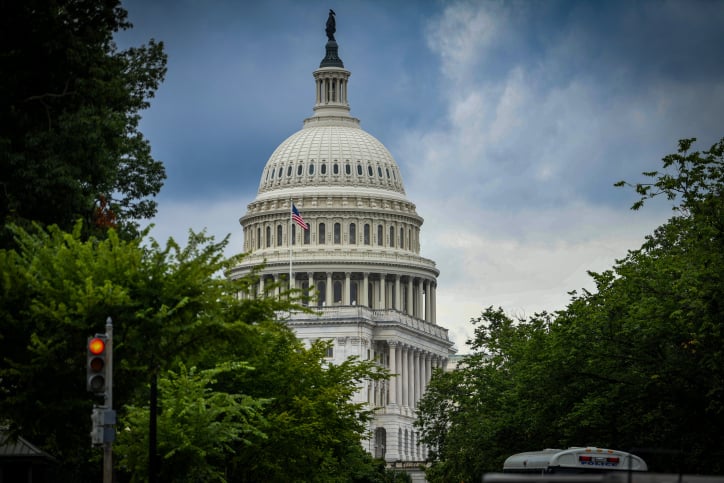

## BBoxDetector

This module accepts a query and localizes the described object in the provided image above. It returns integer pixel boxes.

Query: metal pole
[104,317,113,483]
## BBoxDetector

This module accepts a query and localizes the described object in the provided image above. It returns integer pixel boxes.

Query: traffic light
[87,335,108,394]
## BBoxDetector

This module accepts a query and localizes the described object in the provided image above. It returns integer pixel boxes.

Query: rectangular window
[334,223,341,244]
[364,224,370,245]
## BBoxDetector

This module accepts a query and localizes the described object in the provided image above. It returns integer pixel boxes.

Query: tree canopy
[415,137,724,482]
[0,224,393,482]
[0,0,167,247]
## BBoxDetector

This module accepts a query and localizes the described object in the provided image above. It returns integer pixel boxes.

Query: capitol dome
[229,15,453,470]
[257,121,406,196]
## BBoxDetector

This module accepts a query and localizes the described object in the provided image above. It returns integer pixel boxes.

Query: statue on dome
[325,9,336,41]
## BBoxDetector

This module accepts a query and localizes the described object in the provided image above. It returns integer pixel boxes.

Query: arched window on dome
[318,223,326,244]
[304,227,310,244]
[349,223,356,245]
[363,224,370,245]
[377,225,383,246]
[345,163,351,176]
[377,166,383,178]
[334,223,341,244]
[266,226,271,248]
[333,162,339,175]
[277,225,283,246]
[287,166,292,177]
[257,227,261,249]
[356,163,363,176]
[400,227,404,249]
[367,165,373,177]
[408,228,411,250]
[297,164,303,176]
[386,168,390,179]
[292,224,296,245]
[389,226,395,247]
[321,162,327,175]
[309,162,315,175]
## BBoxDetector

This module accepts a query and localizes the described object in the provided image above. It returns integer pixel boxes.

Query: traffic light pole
[103,317,113,483]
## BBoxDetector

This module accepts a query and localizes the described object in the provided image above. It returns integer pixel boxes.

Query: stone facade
[229,33,454,469]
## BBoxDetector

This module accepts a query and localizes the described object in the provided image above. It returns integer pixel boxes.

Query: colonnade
[250,270,437,324]
[383,342,446,409]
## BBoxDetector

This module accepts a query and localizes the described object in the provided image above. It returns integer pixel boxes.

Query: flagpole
[289,197,293,292]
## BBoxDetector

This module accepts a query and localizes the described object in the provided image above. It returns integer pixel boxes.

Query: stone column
[388,341,398,406]
[344,272,351,305]
[307,272,314,305]
[362,272,369,308]
[413,349,420,407]
[424,353,432,395]
[424,280,431,322]
[326,272,333,307]
[431,282,437,324]
[379,275,386,309]
[394,275,401,310]
[401,345,409,407]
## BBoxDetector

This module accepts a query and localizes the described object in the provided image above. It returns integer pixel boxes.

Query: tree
[416,137,724,479]
[0,0,167,246]
[0,222,393,481]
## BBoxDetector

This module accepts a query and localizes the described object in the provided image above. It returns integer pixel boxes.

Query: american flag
[292,204,309,230]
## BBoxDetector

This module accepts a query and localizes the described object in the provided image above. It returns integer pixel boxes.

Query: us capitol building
[228,13,455,474]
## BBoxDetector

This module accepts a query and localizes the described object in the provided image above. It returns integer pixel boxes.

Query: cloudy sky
[115,0,724,350]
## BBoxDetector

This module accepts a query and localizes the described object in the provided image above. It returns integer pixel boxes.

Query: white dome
[258,119,406,195]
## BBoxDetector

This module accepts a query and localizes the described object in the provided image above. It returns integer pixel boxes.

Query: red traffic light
[89,337,105,355]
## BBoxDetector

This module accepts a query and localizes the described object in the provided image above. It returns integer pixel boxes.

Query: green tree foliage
[0,222,392,481]
[416,137,724,481]
[0,0,167,246]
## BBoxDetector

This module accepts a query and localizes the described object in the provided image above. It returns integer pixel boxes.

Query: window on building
[345,163,351,175]
[368,165,373,177]
[257,227,261,249]
[333,162,339,175]
[400,227,404,248]
[266,226,271,248]
[278,167,283,178]
[349,223,356,244]
[304,227,310,244]
[317,281,326,306]
[357,163,363,176]
[297,164,303,176]
[320,162,326,175]
[389,226,395,247]
[378,166,383,178]
[364,224,370,245]
[292,224,296,245]
[334,281,342,303]
[351,282,358,305]
[287,166,292,177]
[318,223,326,244]
[325,345,334,358]
[277,225,283,246]
[377,225,383,246]
[334,223,341,244]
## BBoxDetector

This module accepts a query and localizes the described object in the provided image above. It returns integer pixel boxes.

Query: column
[388,342,398,405]
[424,353,432,395]
[413,349,420,407]
[431,282,437,324]
[401,345,409,407]
[379,275,386,309]
[326,272,333,307]
[424,280,431,322]
[344,272,351,305]
[307,272,314,305]
[258,276,265,298]
[407,347,414,408]
[362,272,369,308]
[406,278,414,317]
[394,275,401,310]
